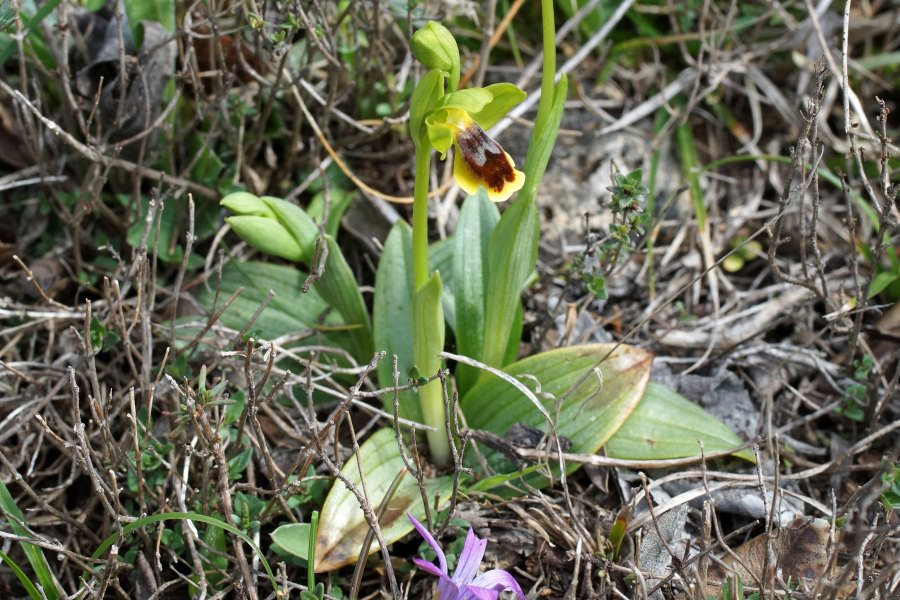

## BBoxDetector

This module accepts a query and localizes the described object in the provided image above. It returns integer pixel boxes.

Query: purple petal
[452,528,487,584]
[437,576,460,600]
[408,512,448,575]
[459,585,500,600]
[471,569,526,599]
[412,558,446,578]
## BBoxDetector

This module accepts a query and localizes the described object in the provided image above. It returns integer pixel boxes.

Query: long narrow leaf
[0,0,61,67]
[413,272,447,464]
[479,77,568,381]
[520,75,568,205]
[453,190,500,394]
[315,236,373,363]
[0,549,43,600]
[373,222,419,421]
[429,238,456,331]
[0,480,59,600]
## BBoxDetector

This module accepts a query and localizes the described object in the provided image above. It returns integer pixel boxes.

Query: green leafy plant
[881,461,900,517]
[838,354,875,422]
[868,245,900,301]
[214,3,750,573]
[0,0,61,67]
[575,167,651,300]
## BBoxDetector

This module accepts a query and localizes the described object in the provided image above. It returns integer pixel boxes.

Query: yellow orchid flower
[425,84,527,203]
[445,108,525,202]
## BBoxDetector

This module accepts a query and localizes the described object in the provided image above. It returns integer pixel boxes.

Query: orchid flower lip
[443,109,525,203]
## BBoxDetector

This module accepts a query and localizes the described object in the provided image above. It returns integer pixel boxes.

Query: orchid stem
[540,0,556,103]
[412,143,431,290]
[411,140,450,466]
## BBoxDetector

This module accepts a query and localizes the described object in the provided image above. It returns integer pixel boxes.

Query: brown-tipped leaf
[314,428,453,572]
[461,344,652,478]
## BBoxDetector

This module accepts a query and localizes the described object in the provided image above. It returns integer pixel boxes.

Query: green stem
[308,510,319,591]
[412,143,431,290]
[419,372,449,466]
[410,141,450,466]
[540,0,556,104]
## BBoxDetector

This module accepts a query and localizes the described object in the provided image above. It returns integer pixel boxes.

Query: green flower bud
[221,193,319,264]
[225,215,305,262]
[411,21,460,91]
[221,191,274,217]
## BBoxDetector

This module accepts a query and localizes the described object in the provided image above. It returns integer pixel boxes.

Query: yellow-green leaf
[314,429,453,571]
[461,344,652,478]
[605,382,755,462]
[373,222,419,421]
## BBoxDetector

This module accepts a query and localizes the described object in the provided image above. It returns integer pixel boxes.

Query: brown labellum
[455,121,517,194]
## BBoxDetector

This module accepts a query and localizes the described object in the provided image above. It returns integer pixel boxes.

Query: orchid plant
[223,17,558,466]
[406,20,530,465]
[222,0,748,576]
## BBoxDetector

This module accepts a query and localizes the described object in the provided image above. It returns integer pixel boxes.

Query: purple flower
[408,513,526,600]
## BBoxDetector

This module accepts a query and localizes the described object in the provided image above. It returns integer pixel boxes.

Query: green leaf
[475,77,568,381]
[124,0,175,48]
[605,383,755,462]
[271,522,311,563]
[89,316,106,353]
[453,189,500,394]
[373,222,419,421]
[430,238,456,331]
[413,272,445,379]
[674,96,706,231]
[127,196,200,266]
[315,236,373,363]
[521,75,568,205]
[306,188,354,240]
[227,447,253,480]
[0,549,43,600]
[504,302,523,365]
[466,464,545,493]
[471,83,527,130]
[868,271,899,299]
[0,0,61,68]
[314,429,453,571]
[221,193,370,361]
[0,480,59,599]
[478,191,538,378]
[372,229,456,421]
[461,344,653,480]
[413,272,448,464]
[193,260,345,347]
[202,515,229,588]
[84,512,277,593]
